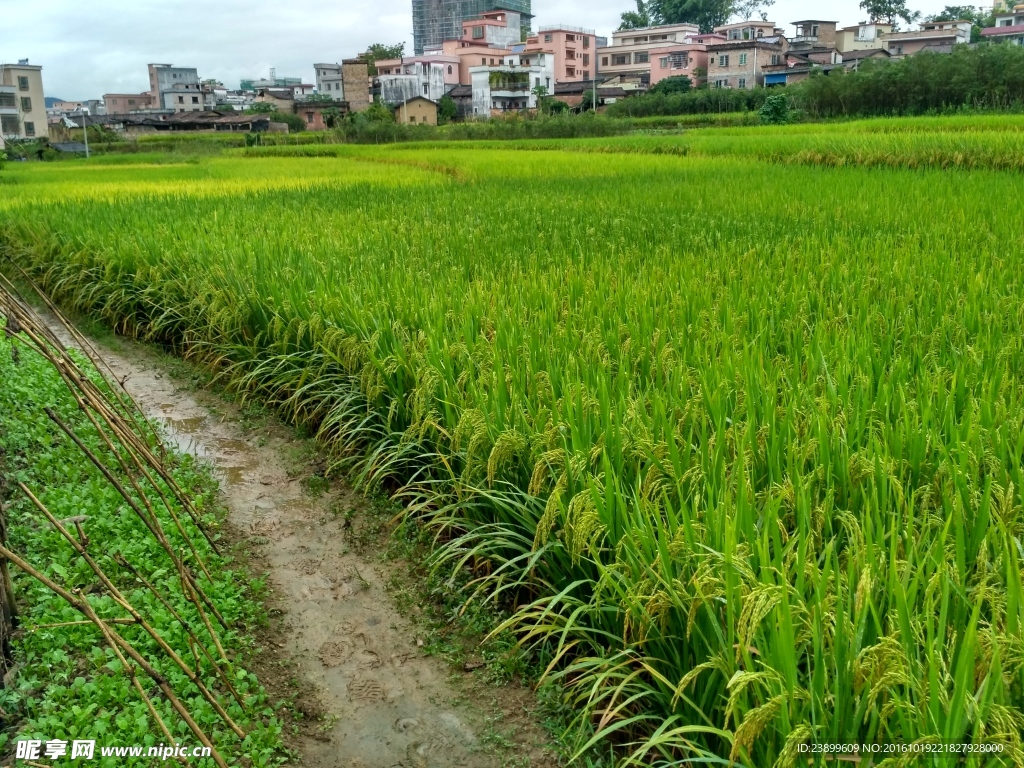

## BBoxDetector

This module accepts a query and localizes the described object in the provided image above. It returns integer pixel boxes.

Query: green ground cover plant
[0,318,285,766]
[1,118,1022,765]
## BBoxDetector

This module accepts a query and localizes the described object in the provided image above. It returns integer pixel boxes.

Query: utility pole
[81,107,90,159]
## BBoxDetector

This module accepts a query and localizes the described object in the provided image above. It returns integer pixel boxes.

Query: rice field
[2,116,1023,766]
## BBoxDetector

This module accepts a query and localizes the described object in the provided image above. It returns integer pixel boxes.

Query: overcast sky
[8,0,954,100]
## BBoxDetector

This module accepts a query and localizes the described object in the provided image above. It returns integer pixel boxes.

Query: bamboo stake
[18,485,245,738]
[0,543,229,768]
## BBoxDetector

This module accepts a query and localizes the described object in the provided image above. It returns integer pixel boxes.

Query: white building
[469,52,554,117]
[377,56,459,104]
[981,4,1024,44]
[148,63,215,112]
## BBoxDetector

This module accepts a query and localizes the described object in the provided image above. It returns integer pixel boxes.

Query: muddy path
[43,318,555,768]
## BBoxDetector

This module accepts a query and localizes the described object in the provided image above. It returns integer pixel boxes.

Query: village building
[395,96,438,124]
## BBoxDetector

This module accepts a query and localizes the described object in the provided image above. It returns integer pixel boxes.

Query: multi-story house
[0,61,45,140]
[882,20,972,56]
[148,64,216,112]
[428,41,514,83]
[460,9,525,49]
[836,22,893,52]
[648,37,716,87]
[412,0,530,54]
[705,21,788,88]
[469,51,554,116]
[525,25,596,83]
[982,5,1024,45]
[312,61,371,110]
[597,23,701,85]
[103,93,157,114]
[375,56,460,104]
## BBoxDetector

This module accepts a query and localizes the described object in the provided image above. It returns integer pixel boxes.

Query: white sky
[6,0,954,100]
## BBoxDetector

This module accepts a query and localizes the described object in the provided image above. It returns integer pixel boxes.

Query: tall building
[148,63,214,112]
[0,60,45,140]
[412,0,532,54]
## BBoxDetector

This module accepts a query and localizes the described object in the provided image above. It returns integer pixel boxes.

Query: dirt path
[48,325,542,768]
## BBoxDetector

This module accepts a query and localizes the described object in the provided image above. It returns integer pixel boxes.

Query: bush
[758,94,790,124]
[648,76,692,96]
[269,111,305,133]
[606,86,770,117]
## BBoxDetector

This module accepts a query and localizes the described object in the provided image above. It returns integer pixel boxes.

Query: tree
[859,0,920,29]
[438,94,458,123]
[245,102,276,114]
[648,75,692,95]
[360,43,406,75]
[362,102,395,123]
[732,0,774,20]
[619,0,654,29]
[758,93,789,123]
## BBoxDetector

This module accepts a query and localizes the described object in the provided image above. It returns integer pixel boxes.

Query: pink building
[525,25,596,83]
[433,40,513,84]
[648,34,719,86]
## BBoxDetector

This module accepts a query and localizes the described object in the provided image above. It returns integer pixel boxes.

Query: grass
[1,115,1023,766]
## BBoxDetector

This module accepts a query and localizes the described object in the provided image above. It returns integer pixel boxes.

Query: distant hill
[44,97,64,107]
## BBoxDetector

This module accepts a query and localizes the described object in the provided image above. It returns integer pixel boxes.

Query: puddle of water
[220,466,246,486]
[212,438,251,455]
[167,416,206,433]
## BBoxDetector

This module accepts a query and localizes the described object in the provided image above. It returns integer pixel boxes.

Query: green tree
[758,92,789,123]
[363,102,395,123]
[438,94,458,123]
[859,0,920,29]
[619,0,655,29]
[245,102,276,114]
[626,0,747,34]
[648,75,692,95]
[360,43,406,75]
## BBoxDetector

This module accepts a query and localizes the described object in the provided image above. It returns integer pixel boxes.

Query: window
[472,25,484,38]
[128,98,136,106]
[335,82,341,90]
[812,24,819,35]
[729,29,740,40]
[490,58,495,65]
[192,96,199,104]
[659,56,669,69]
[714,79,728,88]
[178,95,184,103]
[612,54,630,65]
[739,53,747,65]
[535,77,540,86]
[738,78,746,88]
[757,29,763,37]
[17,76,29,91]
[602,56,608,66]
[583,36,590,48]
[0,92,15,108]
[635,52,649,64]
[546,77,550,88]
[583,70,589,79]
[423,83,429,94]
[582,54,589,65]
[448,65,453,74]
[24,121,35,136]
[20,97,31,112]
[306,112,314,123]
[771,54,780,65]
[544,33,552,42]
[1,114,18,134]
[718,55,729,66]
[482,57,487,65]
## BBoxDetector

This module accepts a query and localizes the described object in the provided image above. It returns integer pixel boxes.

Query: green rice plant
[1,119,1023,765]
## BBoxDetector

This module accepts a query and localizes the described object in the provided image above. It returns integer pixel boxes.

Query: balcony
[791,35,818,43]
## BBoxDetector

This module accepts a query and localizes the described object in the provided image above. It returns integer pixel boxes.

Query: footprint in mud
[394,717,421,734]
[356,649,381,669]
[318,638,355,667]
[295,558,323,575]
[348,677,387,703]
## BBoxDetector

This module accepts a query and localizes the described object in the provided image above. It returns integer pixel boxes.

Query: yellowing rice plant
[2,118,1023,766]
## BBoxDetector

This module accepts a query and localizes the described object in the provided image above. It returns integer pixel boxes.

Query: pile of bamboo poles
[0,270,243,767]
